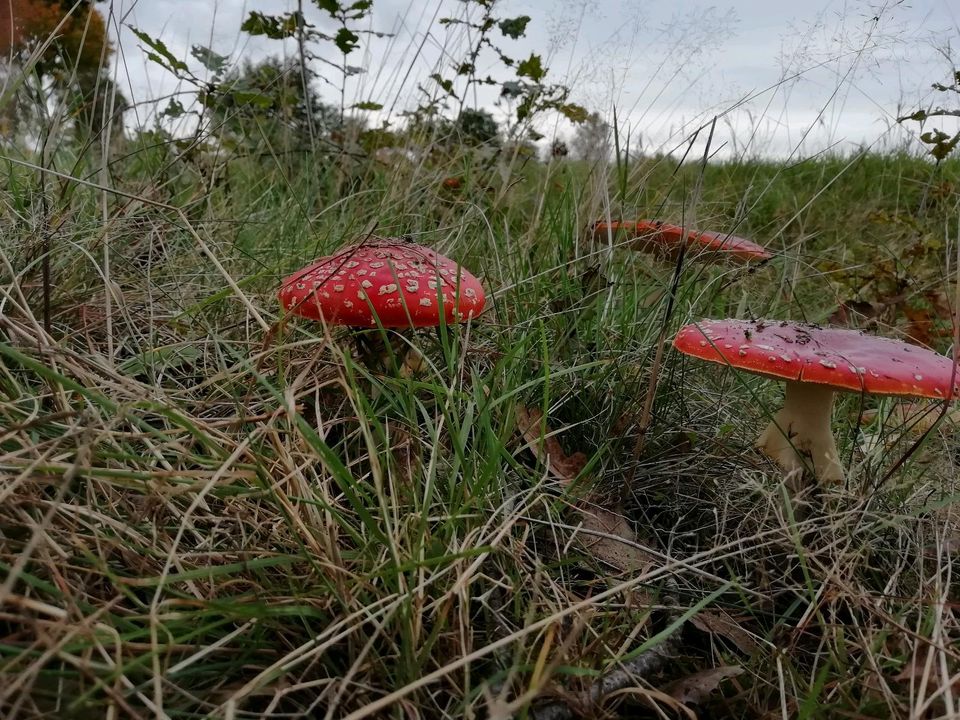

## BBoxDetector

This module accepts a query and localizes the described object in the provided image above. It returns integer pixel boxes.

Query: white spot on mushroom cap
[419,297,431,307]
[361,279,373,289]
[333,284,345,292]
[378,283,398,296]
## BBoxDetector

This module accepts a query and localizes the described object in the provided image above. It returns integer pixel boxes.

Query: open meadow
[2,1,960,718]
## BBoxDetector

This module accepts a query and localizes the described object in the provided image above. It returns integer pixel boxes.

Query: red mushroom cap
[278,238,485,328]
[673,319,960,399]
[592,219,771,263]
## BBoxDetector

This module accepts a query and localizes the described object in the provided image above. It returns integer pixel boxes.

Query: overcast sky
[104,0,960,159]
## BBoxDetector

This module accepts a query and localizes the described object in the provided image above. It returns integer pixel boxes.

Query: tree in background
[239,1,387,140]
[0,0,108,77]
[455,108,499,147]
[199,56,340,154]
[0,0,126,141]
[571,111,611,164]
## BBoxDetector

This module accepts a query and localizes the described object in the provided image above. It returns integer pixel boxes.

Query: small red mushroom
[592,219,771,263]
[279,236,485,368]
[673,318,959,484]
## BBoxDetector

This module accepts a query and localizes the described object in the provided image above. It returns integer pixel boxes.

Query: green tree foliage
[239,0,387,121]
[455,108,499,147]
[201,57,338,153]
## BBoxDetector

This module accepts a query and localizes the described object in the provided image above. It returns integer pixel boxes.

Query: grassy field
[2,127,960,720]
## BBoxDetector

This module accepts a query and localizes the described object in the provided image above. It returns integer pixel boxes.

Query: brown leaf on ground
[689,609,760,656]
[666,665,744,705]
[516,405,587,485]
[892,654,960,692]
[904,305,940,348]
[387,421,420,484]
[926,290,953,317]
[514,406,656,578]
[578,505,655,575]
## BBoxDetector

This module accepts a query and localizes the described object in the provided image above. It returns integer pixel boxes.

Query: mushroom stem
[352,328,423,376]
[756,381,844,484]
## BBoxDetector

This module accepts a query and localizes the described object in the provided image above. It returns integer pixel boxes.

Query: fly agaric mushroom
[673,319,959,484]
[592,219,771,263]
[278,236,485,368]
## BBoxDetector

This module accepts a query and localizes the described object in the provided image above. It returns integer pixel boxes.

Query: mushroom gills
[756,381,844,483]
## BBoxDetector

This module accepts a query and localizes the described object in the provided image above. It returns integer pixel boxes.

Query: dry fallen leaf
[515,405,655,579]
[690,609,760,656]
[516,405,588,485]
[828,298,890,328]
[892,654,960,692]
[578,506,655,575]
[666,665,744,706]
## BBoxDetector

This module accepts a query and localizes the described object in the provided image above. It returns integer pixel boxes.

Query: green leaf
[349,0,373,11]
[900,110,927,122]
[517,53,545,82]
[314,0,340,13]
[162,98,185,118]
[190,44,228,74]
[353,101,383,111]
[240,11,301,39]
[232,91,273,108]
[429,73,457,98]
[498,15,530,39]
[516,96,534,122]
[558,102,589,123]
[129,27,189,73]
[500,80,523,99]
[335,27,360,54]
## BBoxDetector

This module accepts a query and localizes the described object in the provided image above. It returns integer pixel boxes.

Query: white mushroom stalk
[673,319,960,488]
[755,381,842,483]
